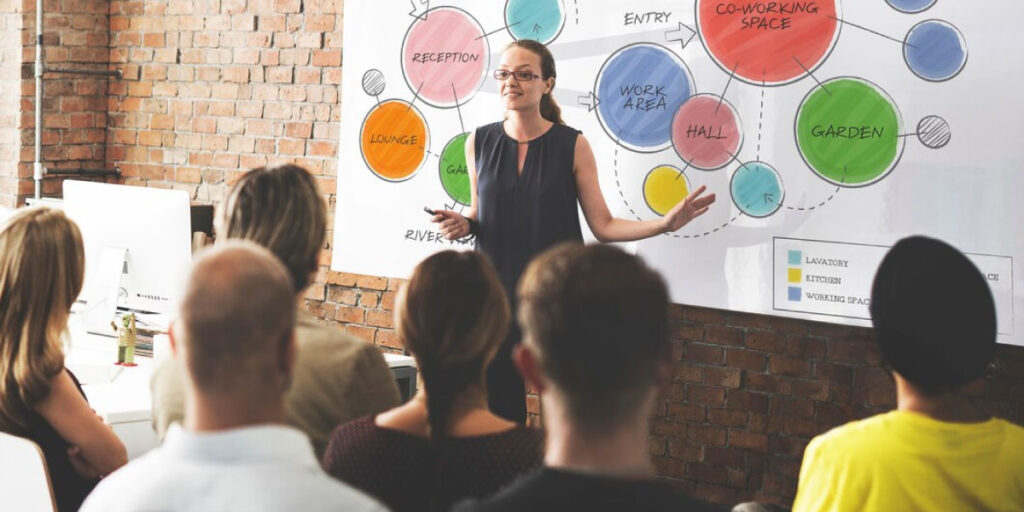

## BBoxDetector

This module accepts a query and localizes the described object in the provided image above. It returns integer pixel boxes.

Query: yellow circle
[643,165,691,216]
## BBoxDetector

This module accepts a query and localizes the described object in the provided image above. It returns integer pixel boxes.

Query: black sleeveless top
[10,369,97,512]
[474,121,583,298]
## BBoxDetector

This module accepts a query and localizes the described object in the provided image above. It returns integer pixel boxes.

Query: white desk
[65,329,417,459]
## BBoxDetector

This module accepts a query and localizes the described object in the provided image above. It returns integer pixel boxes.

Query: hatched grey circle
[917,115,951,149]
[362,69,386,96]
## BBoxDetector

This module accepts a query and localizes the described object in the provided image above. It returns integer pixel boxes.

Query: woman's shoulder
[475,121,505,137]
[324,415,388,462]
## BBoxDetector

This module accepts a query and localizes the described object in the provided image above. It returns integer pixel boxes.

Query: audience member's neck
[379,383,513,437]
[542,392,655,478]
[894,373,989,423]
[185,388,287,432]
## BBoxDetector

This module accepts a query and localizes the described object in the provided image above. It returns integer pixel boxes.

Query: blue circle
[506,0,565,44]
[596,44,694,152]
[904,20,967,82]
[730,162,783,218]
[885,0,937,13]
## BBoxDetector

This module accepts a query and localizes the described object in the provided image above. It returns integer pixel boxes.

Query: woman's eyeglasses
[493,70,542,81]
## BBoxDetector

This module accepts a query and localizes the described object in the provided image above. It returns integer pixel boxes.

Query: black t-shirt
[453,467,718,512]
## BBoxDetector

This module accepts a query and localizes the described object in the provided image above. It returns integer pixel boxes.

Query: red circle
[672,95,742,170]
[697,0,840,85]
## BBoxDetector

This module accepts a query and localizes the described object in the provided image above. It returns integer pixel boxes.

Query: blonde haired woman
[323,250,543,512]
[0,207,127,511]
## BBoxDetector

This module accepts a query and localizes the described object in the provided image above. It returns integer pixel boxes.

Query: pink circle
[671,95,742,170]
[402,7,488,108]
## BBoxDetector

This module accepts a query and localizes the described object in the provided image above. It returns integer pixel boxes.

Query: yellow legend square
[787,268,802,283]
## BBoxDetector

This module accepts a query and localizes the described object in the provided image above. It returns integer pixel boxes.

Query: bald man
[82,242,385,512]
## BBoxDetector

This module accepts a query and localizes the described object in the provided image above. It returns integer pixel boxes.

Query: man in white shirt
[81,242,386,512]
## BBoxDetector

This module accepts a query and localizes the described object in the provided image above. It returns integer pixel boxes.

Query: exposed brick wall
[32,0,110,187]
[653,306,1024,506]
[1,0,1021,509]
[106,0,342,207]
[0,1,21,207]
[0,0,113,207]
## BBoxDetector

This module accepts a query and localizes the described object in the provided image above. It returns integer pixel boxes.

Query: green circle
[439,133,471,205]
[796,78,903,186]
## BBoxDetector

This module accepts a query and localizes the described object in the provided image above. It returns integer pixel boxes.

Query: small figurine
[111,313,138,367]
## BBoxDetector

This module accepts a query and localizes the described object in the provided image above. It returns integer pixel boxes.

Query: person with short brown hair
[323,250,543,512]
[83,243,385,511]
[456,243,711,512]
[151,164,400,456]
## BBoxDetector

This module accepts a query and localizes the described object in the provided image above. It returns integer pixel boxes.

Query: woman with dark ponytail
[431,40,717,422]
[322,250,544,512]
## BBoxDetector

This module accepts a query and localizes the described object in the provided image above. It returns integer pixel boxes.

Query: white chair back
[0,431,56,512]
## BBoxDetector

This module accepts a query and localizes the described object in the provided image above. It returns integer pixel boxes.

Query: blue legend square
[788,250,802,266]
[788,287,802,302]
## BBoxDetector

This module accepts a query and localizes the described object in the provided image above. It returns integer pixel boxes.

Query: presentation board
[333,0,1023,346]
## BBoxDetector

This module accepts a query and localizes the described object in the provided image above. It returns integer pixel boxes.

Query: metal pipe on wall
[33,0,42,201]
[31,1,121,202]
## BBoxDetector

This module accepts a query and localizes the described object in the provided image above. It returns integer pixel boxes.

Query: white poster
[333,0,1023,346]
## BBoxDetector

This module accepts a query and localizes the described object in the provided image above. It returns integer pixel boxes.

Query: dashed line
[669,215,741,239]
[782,186,840,211]
[614,147,737,239]
[612,148,642,220]
[574,0,579,24]
[756,87,765,160]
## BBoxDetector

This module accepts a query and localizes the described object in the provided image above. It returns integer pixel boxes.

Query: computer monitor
[63,181,192,316]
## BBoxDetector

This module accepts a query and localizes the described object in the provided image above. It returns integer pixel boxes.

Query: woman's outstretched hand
[431,210,471,240]
[661,185,716,233]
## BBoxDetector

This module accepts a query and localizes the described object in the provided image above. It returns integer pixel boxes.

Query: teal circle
[730,162,784,218]
[439,133,471,205]
[506,0,565,44]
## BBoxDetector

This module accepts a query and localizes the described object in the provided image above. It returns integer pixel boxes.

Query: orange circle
[360,100,429,181]
[697,0,839,85]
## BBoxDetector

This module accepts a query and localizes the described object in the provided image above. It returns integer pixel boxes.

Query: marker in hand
[426,206,468,240]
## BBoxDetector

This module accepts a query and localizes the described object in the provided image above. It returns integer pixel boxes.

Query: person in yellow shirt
[792,236,1024,512]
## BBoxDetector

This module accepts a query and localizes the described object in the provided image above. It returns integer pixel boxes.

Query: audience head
[870,236,996,395]
[517,243,670,433]
[0,207,84,431]
[217,164,326,294]
[175,242,296,402]
[397,250,510,437]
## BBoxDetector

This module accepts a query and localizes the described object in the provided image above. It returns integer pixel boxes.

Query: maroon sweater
[322,415,544,512]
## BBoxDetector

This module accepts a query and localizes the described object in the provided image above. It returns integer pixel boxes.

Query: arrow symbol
[665,22,698,50]
[764,193,775,204]
[577,91,601,112]
[408,0,429,20]
[533,23,542,33]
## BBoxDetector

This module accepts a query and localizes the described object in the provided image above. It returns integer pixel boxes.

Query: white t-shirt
[81,424,387,512]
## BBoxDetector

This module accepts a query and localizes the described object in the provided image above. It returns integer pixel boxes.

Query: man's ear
[168,321,180,357]
[513,343,547,394]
